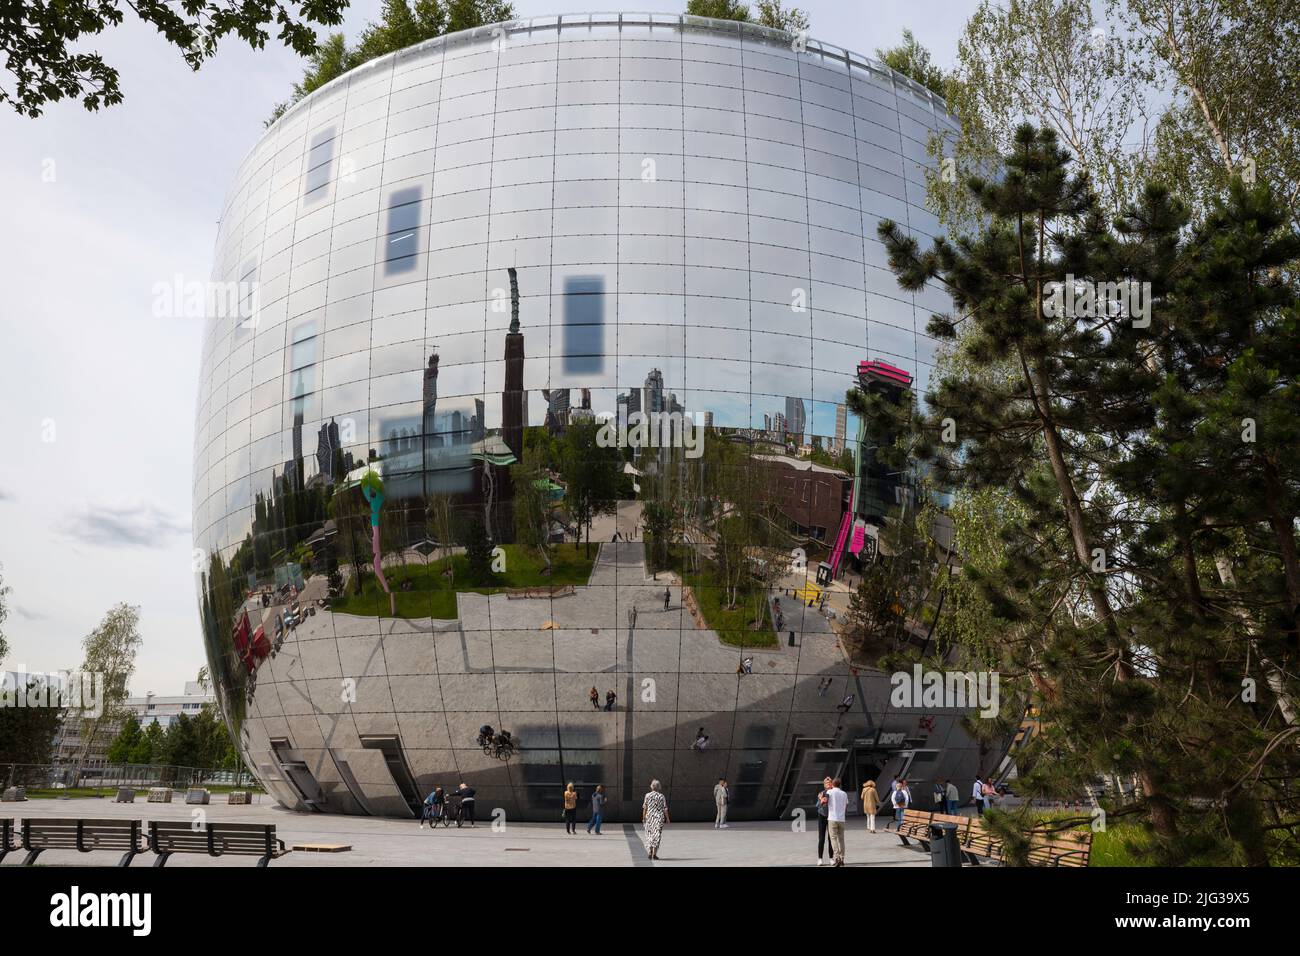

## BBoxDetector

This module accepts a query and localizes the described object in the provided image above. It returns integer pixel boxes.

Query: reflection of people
[714,778,730,829]
[604,689,617,712]
[589,686,600,709]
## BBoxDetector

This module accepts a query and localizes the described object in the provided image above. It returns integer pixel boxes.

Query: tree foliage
[875,29,946,97]
[2,0,350,117]
[685,0,810,32]
[75,602,142,776]
[886,123,1300,863]
[267,0,515,124]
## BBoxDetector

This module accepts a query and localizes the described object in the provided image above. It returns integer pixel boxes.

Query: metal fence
[2,762,261,792]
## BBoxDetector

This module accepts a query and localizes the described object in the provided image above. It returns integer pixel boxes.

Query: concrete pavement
[2,797,931,868]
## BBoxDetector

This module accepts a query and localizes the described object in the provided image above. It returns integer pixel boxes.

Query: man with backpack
[891,779,909,828]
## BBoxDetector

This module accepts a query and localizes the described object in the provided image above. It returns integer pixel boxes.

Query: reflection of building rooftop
[752,453,849,478]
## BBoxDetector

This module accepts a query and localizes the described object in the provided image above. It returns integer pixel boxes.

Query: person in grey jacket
[586,784,606,834]
[713,778,730,829]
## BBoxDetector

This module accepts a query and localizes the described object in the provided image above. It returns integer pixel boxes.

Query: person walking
[944,778,959,815]
[691,728,709,751]
[663,586,671,611]
[630,605,638,631]
[586,784,606,834]
[562,783,579,834]
[589,686,600,709]
[826,778,848,866]
[836,693,855,715]
[972,776,985,815]
[860,780,880,833]
[642,779,670,860]
[933,780,946,810]
[713,778,730,829]
[741,657,753,675]
[604,689,617,712]
[456,782,477,827]
[891,779,909,828]
[815,775,832,865]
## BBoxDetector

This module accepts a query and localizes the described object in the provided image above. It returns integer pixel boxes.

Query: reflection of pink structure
[829,510,853,577]
[232,610,270,674]
[857,359,912,388]
[849,519,867,555]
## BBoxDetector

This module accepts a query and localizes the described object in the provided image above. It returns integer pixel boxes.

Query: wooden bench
[1024,827,1093,867]
[894,808,938,844]
[19,818,146,867]
[0,818,17,864]
[148,820,289,867]
[894,808,1091,867]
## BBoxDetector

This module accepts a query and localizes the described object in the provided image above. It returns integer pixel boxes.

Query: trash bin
[929,822,961,867]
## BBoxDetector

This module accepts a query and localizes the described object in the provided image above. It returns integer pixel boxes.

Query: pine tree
[876,124,1300,859]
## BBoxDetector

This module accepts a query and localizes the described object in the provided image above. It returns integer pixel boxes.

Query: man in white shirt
[825,777,849,867]
[713,778,730,829]
[973,777,985,815]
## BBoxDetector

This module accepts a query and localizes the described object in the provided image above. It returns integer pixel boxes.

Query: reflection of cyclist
[478,724,495,746]
[456,783,477,827]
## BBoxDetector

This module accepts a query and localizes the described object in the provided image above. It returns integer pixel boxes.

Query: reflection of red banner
[232,610,270,674]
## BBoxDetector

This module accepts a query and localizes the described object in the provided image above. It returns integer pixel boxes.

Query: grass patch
[331,543,597,620]
[648,536,777,648]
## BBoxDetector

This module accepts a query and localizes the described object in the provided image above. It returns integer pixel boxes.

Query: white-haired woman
[641,779,671,860]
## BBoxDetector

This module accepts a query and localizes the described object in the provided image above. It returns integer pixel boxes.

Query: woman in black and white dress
[641,779,670,860]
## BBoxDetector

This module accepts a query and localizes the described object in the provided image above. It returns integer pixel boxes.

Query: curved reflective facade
[195,13,990,821]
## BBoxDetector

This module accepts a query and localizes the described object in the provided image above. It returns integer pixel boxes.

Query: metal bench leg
[0,848,9,865]
[257,854,271,868]
[153,852,171,868]
[897,835,911,847]
[961,851,981,866]
[22,849,43,866]
[119,850,137,867]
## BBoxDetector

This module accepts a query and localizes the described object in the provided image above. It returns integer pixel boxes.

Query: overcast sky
[0,0,973,696]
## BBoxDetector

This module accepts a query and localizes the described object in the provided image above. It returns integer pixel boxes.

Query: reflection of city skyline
[191,15,960,825]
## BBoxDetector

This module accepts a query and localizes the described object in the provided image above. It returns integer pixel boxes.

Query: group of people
[561,783,608,834]
[419,782,477,827]
[587,686,618,711]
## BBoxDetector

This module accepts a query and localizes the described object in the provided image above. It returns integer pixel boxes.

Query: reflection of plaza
[192,13,996,821]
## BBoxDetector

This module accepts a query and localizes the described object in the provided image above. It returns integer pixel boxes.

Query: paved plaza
[1,797,931,868]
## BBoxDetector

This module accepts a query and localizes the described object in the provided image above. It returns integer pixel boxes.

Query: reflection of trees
[511,444,553,574]
[426,492,458,587]
[559,419,621,557]
[329,483,369,597]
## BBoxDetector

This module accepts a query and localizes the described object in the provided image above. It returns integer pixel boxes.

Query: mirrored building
[194,13,1002,821]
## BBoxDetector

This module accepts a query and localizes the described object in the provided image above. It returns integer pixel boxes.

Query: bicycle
[422,801,452,828]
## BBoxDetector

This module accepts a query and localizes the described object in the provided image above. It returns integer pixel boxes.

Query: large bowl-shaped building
[194,12,995,821]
